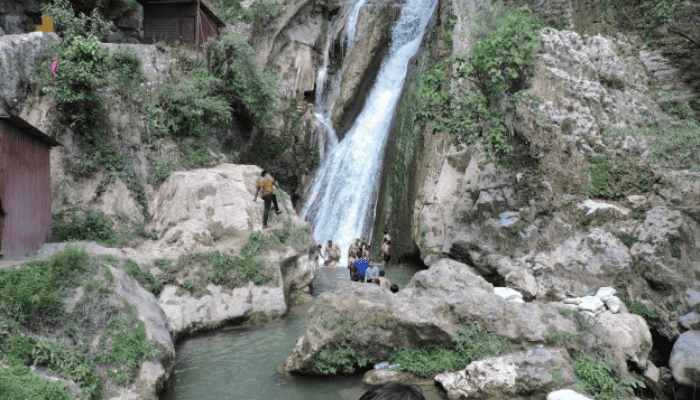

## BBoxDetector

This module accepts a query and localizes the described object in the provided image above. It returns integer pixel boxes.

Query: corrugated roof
[0,114,60,147]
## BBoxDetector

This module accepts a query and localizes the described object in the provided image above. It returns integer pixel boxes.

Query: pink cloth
[50,59,59,79]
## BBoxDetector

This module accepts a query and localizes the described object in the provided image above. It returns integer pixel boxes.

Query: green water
[161,264,444,400]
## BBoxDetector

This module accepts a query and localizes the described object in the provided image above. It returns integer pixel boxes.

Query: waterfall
[303,0,438,263]
[312,0,367,160]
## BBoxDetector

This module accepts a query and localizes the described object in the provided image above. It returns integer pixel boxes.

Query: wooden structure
[138,0,225,45]
[0,114,59,259]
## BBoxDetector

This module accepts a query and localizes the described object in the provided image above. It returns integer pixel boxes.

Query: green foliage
[96,313,158,385]
[626,301,659,321]
[124,260,163,296]
[207,251,269,287]
[108,48,144,98]
[208,32,278,127]
[0,366,73,400]
[211,0,282,28]
[390,323,510,378]
[414,5,541,161]
[545,330,579,347]
[462,5,543,100]
[52,209,117,244]
[148,159,174,186]
[42,0,112,39]
[0,247,90,326]
[310,343,371,375]
[149,67,231,137]
[32,339,102,399]
[181,143,215,168]
[573,354,638,400]
[587,154,656,199]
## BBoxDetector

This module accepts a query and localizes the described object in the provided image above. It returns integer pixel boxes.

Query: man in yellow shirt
[254,170,282,228]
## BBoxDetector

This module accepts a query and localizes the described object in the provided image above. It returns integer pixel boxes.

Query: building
[138,0,225,45]
[0,114,59,259]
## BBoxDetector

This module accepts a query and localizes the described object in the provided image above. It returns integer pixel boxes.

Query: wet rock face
[284,259,651,375]
[435,347,575,400]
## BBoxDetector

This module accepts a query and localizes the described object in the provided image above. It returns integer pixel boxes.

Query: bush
[52,209,117,244]
[626,301,659,321]
[208,32,278,127]
[42,0,112,39]
[211,0,282,28]
[414,4,541,161]
[310,343,371,375]
[390,323,511,378]
[108,48,144,98]
[149,67,231,137]
[573,354,639,400]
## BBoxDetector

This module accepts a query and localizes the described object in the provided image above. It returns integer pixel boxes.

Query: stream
[161,265,444,400]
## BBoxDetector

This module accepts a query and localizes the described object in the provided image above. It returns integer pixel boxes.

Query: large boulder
[434,347,575,400]
[158,282,287,338]
[149,164,300,253]
[284,259,650,375]
[669,330,700,387]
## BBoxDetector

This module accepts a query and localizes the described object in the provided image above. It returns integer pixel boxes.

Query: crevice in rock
[649,328,675,368]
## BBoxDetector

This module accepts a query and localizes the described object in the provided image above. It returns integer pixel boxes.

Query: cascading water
[303,0,438,262]
[313,0,369,160]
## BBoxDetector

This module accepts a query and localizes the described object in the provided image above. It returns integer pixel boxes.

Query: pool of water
[161,264,440,400]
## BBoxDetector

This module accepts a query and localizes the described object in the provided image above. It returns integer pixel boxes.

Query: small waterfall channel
[303,0,438,262]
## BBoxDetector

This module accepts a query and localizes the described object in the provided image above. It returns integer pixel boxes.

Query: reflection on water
[161,263,439,400]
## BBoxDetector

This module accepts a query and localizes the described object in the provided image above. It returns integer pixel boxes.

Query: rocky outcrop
[0,32,57,114]
[547,390,592,400]
[434,347,575,400]
[0,0,41,35]
[159,282,287,338]
[284,259,651,375]
[109,267,175,400]
[149,164,300,253]
[669,330,700,387]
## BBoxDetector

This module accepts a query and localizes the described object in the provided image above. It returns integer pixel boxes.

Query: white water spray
[303,0,438,263]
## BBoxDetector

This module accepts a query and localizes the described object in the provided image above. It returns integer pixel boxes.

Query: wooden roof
[136,0,226,27]
[0,114,60,147]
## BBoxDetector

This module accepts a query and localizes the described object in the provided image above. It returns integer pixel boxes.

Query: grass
[573,354,641,400]
[389,323,511,378]
[0,247,90,326]
[124,259,163,296]
[310,343,371,375]
[0,366,73,400]
[0,249,162,399]
[96,311,158,385]
[587,154,656,199]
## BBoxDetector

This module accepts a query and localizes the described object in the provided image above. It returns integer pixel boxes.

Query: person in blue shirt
[353,257,370,281]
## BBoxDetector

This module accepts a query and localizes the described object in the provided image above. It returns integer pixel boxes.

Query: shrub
[208,32,278,127]
[311,343,371,375]
[108,48,144,98]
[414,4,541,161]
[42,0,112,39]
[211,0,282,28]
[573,354,639,400]
[149,67,231,137]
[0,366,73,400]
[52,209,117,244]
[626,301,659,321]
[390,323,510,378]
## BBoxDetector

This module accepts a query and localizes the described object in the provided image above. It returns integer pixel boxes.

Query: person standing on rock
[365,262,380,283]
[254,170,282,228]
